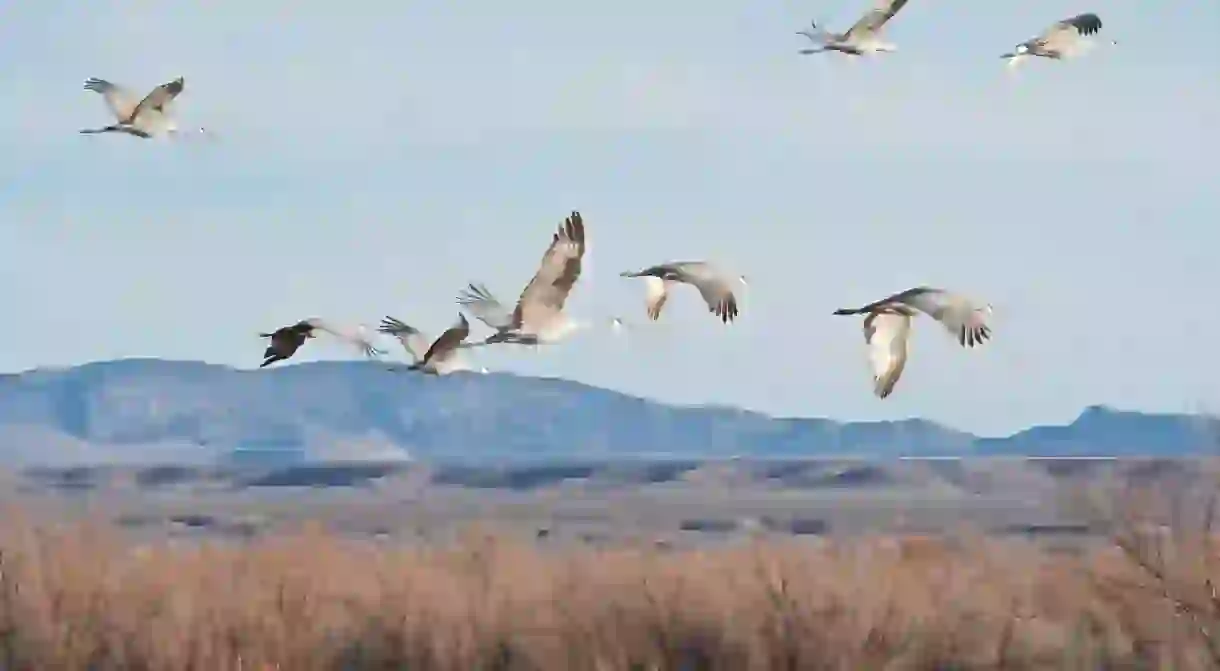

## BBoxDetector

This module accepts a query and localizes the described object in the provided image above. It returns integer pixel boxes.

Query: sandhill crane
[832,287,993,399]
[620,262,747,324]
[80,76,207,139]
[797,0,911,56]
[377,313,487,375]
[257,318,384,368]
[458,211,593,346]
[1001,13,1114,69]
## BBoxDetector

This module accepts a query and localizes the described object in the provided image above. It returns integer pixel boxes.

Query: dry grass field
[0,502,1219,670]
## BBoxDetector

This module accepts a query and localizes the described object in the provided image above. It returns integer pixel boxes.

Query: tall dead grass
[0,514,1215,669]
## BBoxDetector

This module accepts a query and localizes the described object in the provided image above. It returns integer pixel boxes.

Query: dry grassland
[0,510,1217,670]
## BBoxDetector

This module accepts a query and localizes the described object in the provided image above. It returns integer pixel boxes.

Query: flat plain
[1,456,1218,669]
[8,455,1199,548]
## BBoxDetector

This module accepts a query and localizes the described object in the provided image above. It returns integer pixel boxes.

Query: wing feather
[644,276,671,321]
[844,0,910,39]
[673,263,740,323]
[83,78,139,122]
[377,316,431,363]
[457,283,515,330]
[1032,13,1102,54]
[1054,13,1102,37]
[512,211,587,330]
[420,313,472,365]
[126,77,185,124]
[864,312,911,399]
[896,289,992,348]
[305,318,386,358]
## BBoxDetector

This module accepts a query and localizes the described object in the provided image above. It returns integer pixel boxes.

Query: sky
[0,0,1217,437]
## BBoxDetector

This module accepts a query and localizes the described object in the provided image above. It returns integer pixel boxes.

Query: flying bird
[796,0,911,56]
[377,313,486,375]
[1001,13,1114,68]
[458,211,591,346]
[80,76,207,139]
[620,262,747,324]
[832,287,993,398]
[258,318,384,368]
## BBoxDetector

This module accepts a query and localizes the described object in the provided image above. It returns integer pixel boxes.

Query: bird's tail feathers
[79,126,117,134]
[832,308,862,316]
[798,21,830,42]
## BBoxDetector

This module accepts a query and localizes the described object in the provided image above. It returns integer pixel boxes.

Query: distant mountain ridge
[0,358,1213,465]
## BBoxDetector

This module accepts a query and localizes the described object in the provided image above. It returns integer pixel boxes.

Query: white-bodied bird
[832,287,993,399]
[620,261,746,324]
[458,211,592,346]
[797,0,911,56]
[1001,13,1114,69]
[80,76,207,139]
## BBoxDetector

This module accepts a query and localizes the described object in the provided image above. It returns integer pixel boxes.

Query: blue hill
[0,359,1213,464]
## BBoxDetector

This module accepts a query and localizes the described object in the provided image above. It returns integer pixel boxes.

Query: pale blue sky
[0,1,1217,436]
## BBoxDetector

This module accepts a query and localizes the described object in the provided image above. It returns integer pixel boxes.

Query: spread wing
[377,316,431,363]
[863,312,911,399]
[457,283,515,330]
[127,77,185,124]
[844,0,911,40]
[643,276,672,321]
[420,313,471,364]
[261,325,303,350]
[895,288,992,348]
[672,262,739,324]
[512,211,587,330]
[1049,13,1102,39]
[83,78,139,122]
[1034,13,1102,53]
[304,318,386,358]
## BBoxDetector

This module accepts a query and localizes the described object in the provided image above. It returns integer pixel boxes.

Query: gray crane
[258,318,385,368]
[80,76,208,139]
[1001,13,1114,69]
[620,261,746,324]
[458,211,592,346]
[833,287,993,399]
[797,0,911,57]
[377,313,486,375]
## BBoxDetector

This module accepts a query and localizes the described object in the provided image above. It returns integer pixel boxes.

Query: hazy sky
[0,0,1216,436]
